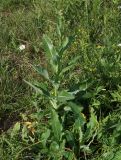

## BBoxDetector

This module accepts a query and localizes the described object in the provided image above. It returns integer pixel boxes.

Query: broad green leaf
[24,80,43,95]
[82,92,93,99]
[24,80,50,97]
[43,35,59,73]
[41,129,50,147]
[111,85,121,102]
[60,139,66,151]
[11,122,20,138]
[51,109,62,142]
[89,108,98,129]
[111,91,121,102]
[59,36,74,55]
[69,56,81,65]
[79,84,89,91]
[50,141,60,152]
[64,151,75,160]
[80,145,91,154]
[34,81,48,90]
[79,126,83,144]
[64,106,71,111]
[95,86,105,95]
[70,90,80,95]
[84,107,98,140]
[57,24,61,38]
[113,150,121,160]
[32,65,50,81]
[74,118,83,144]
[50,99,58,109]
[43,34,57,58]
[22,125,28,142]
[34,81,50,96]
[113,0,119,4]
[68,102,86,126]
[29,136,35,143]
[92,99,100,108]
[49,140,65,159]
[79,81,92,91]
[68,102,83,114]
[57,90,75,102]
[57,16,62,38]
[59,64,75,76]
[65,130,76,148]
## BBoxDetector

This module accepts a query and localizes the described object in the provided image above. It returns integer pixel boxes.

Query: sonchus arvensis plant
[24,21,99,159]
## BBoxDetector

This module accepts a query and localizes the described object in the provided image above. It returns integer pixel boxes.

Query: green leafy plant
[1,1,121,160]
[24,21,99,160]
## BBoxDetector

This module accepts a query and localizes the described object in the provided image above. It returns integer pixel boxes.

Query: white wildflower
[19,44,25,51]
[118,6,121,9]
[117,43,121,47]
[102,89,106,91]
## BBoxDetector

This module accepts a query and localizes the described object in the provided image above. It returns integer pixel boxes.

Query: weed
[0,0,121,159]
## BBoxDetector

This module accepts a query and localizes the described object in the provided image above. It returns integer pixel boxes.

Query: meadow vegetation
[0,0,121,159]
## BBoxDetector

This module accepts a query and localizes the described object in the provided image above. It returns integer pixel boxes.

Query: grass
[0,0,121,159]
